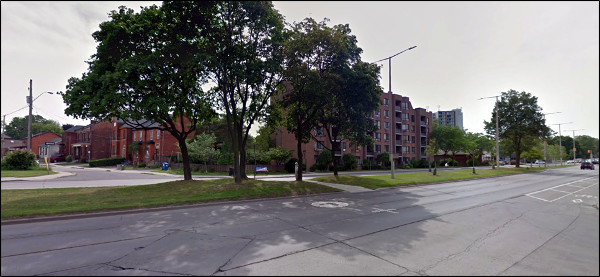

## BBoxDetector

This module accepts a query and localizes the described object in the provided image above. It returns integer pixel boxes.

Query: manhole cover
[311,201,349,208]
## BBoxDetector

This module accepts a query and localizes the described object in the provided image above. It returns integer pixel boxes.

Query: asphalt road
[1,166,598,275]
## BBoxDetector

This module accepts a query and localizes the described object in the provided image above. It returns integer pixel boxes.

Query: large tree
[484,89,551,167]
[206,1,286,184]
[4,115,62,139]
[429,120,465,161]
[60,2,216,180]
[280,18,380,179]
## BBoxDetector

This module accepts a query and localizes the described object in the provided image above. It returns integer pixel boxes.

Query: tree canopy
[206,1,286,184]
[60,2,217,180]
[4,115,62,139]
[484,89,551,167]
[280,18,381,179]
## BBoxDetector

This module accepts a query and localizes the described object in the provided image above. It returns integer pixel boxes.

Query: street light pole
[26,79,55,152]
[542,112,560,167]
[372,45,417,179]
[478,95,500,168]
[564,129,584,161]
[552,122,572,166]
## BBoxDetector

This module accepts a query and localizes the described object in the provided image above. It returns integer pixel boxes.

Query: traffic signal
[588,150,591,154]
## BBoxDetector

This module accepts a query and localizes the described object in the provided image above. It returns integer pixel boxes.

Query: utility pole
[552,122,572,165]
[542,112,560,167]
[564,129,584,161]
[27,79,33,152]
[478,95,500,168]
[372,46,417,179]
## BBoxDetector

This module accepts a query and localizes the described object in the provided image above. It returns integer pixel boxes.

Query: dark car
[49,153,66,163]
[580,162,595,170]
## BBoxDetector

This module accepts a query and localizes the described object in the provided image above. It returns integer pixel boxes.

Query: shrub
[138,162,147,168]
[309,164,318,172]
[2,150,37,170]
[89,157,126,167]
[328,165,346,172]
[65,155,72,162]
[342,153,357,170]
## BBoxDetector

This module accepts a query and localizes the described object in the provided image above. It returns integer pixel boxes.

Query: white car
[534,160,545,165]
[566,160,575,164]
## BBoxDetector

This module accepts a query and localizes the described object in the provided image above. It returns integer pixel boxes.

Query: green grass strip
[312,167,552,189]
[1,166,57,178]
[1,179,341,219]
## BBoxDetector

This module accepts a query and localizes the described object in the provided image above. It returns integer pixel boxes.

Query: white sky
[2,1,599,139]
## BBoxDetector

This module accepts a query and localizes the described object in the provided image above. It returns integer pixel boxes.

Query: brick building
[23,131,61,158]
[60,121,113,162]
[110,117,193,165]
[273,92,433,169]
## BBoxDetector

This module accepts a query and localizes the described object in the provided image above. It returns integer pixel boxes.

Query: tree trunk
[331,140,339,177]
[178,138,192,180]
[295,120,303,181]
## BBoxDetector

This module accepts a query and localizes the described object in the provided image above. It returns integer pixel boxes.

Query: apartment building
[273,92,433,169]
[433,108,463,130]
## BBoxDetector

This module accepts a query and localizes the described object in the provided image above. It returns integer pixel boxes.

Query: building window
[133,132,136,141]
[404,135,410,142]
[412,136,415,143]
[412,147,416,153]
[385,145,390,152]
[376,120,380,129]
[383,98,389,106]
[145,146,150,159]
[315,141,324,151]
[403,146,410,154]
[402,113,409,121]
[402,124,409,131]
[384,122,390,129]
[156,129,160,140]
[122,145,126,157]
[411,115,415,122]
[113,131,117,140]
[342,142,346,151]
[374,110,380,117]
[402,102,409,110]
[384,110,389,118]
[150,130,153,140]
[384,133,389,141]
[375,133,381,141]
[314,126,324,137]
[375,144,381,153]
[139,131,143,141]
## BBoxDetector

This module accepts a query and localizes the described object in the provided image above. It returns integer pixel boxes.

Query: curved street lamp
[372,46,417,179]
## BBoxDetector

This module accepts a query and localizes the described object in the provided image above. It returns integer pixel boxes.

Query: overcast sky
[2,1,598,139]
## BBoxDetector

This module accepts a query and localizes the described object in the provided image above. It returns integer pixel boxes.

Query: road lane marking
[526,177,597,202]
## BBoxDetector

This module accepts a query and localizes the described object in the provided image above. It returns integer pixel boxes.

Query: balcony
[420,121,427,126]
[334,150,342,157]
[395,129,402,134]
[366,151,374,157]
[396,140,402,146]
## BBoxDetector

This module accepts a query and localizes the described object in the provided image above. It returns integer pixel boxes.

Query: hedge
[89,157,125,167]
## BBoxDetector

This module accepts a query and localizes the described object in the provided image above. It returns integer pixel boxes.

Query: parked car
[566,160,575,164]
[49,153,66,163]
[534,160,545,165]
[580,162,595,170]
[498,160,506,166]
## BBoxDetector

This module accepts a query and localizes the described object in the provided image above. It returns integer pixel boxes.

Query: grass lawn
[1,178,342,219]
[152,168,290,176]
[313,167,550,189]
[1,166,57,178]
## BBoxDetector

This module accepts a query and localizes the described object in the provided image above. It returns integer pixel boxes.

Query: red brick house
[23,131,61,158]
[61,121,112,162]
[110,117,193,165]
